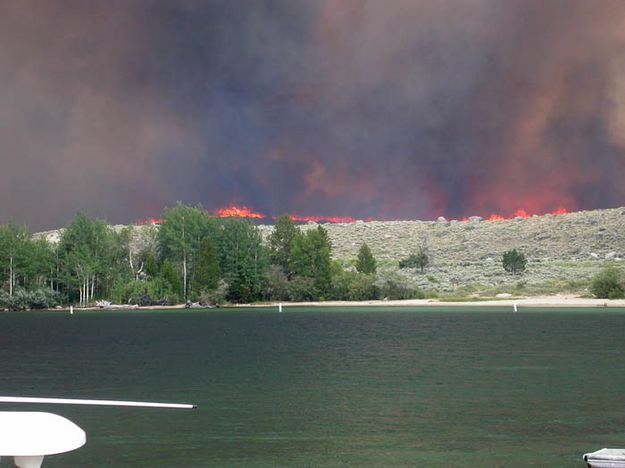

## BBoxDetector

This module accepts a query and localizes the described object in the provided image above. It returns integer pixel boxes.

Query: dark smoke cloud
[0,1,202,229]
[1,0,624,229]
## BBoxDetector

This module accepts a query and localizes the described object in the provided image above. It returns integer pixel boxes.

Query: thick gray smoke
[1,0,624,229]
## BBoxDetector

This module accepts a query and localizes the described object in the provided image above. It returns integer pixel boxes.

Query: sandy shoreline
[45,295,625,312]
[240,295,625,308]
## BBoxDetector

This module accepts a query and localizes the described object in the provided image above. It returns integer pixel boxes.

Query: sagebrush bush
[0,288,60,310]
[374,270,425,300]
[590,266,625,299]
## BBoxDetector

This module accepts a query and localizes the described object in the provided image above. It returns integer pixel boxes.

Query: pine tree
[502,249,527,275]
[289,226,332,299]
[355,243,376,274]
[268,215,299,275]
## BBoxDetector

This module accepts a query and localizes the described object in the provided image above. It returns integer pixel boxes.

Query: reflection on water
[1,307,624,466]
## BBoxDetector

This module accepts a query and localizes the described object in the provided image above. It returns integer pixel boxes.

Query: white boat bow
[0,412,86,468]
[0,395,196,466]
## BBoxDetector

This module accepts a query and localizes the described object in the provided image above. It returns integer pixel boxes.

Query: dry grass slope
[260,207,625,296]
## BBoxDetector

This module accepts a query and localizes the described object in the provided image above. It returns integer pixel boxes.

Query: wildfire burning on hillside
[482,207,567,222]
[285,214,357,224]
[214,206,264,219]
[136,218,162,225]
[136,205,571,225]
[211,206,359,223]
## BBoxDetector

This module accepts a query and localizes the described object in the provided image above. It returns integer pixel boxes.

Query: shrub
[262,265,290,301]
[502,249,527,275]
[590,266,625,299]
[29,288,61,308]
[13,289,32,309]
[399,249,429,273]
[287,276,316,301]
[374,271,424,300]
[114,280,149,305]
[0,288,60,310]
[199,280,228,307]
[331,270,378,301]
[378,280,424,300]
[111,279,180,306]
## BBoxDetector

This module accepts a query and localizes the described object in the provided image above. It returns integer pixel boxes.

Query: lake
[1,307,624,466]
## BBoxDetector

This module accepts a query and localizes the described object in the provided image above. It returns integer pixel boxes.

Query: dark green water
[1,307,625,467]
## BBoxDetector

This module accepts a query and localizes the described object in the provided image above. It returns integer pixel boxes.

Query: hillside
[37,207,625,296]
[290,207,625,296]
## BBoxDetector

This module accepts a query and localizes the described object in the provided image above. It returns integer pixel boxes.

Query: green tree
[502,249,527,275]
[399,249,429,273]
[220,219,268,302]
[104,227,138,297]
[159,258,182,300]
[143,252,159,278]
[289,226,332,299]
[121,224,159,282]
[355,243,377,274]
[590,266,625,299]
[268,215,299,275]
[115,226,139,281]
[58,213,114,306]
[194,237,220,293]
[25,238,56,290]
[0,223,29,297]
[157,203,219,300]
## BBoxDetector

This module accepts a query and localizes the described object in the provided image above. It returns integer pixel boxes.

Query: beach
[247,295,625,308]
[104,295,625,310]
[36,294,625,313]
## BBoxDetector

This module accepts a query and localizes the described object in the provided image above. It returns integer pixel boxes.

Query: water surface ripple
[1,307,624,466]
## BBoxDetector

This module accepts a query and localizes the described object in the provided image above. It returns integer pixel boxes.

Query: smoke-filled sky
[2,0,625,229]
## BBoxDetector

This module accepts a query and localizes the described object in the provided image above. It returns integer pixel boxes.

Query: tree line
[0,204,425,310]
[11,202,609,309]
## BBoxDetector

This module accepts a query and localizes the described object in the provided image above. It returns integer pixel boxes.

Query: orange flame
[137,217,162,225]
[482,206,569,222]
[135,204,573,225]
[284,214,357,223]
[215,205,266,219]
